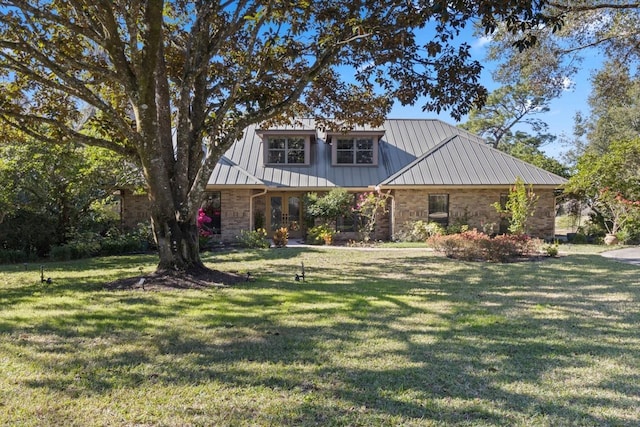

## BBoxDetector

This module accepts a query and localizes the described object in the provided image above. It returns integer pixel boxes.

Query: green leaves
[493,177,538,235]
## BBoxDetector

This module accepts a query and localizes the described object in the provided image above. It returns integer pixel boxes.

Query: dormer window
[330,133,381,166]
[267,137,306,164]
[337,138,374,164]
[258,129,314,166]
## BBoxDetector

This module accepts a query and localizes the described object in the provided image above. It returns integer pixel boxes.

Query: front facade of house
[121,119,567,241]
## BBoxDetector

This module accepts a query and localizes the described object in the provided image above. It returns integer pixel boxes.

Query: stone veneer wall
[392,188,557,239]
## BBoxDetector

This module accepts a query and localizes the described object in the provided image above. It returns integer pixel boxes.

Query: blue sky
[387,29,601,161]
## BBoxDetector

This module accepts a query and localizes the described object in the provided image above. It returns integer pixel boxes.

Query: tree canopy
[485,1,640,85]
[573,61,640,155]
[565,138,640,240]
[460,83,552,148]
[459,83,569,177]
[0,126,141,255]
[0,0,555,271]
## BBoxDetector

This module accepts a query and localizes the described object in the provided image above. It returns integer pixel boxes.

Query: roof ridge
[380,135,457,185]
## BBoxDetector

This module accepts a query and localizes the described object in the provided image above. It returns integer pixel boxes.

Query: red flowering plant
[354,187,390,242]
[197,208,213,237]
[196,208,216,250]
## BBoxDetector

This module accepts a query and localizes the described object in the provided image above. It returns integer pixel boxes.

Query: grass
[1,246,639,426]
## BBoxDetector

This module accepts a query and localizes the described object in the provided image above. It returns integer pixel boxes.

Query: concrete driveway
[601,247,640,266]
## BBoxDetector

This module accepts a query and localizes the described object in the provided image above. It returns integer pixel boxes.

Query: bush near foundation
[237,228,270,249]
[393,220,444,242]
[428,229,541,262]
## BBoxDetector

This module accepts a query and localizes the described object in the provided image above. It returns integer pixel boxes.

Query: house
[120,118,567,241]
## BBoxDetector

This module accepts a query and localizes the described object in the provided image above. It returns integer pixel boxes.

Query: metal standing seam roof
[207,118,568,188]
[208,156,265,186]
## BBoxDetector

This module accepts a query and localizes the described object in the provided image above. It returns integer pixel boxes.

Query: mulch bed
[104,267,248,291]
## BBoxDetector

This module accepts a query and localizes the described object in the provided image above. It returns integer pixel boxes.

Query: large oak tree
[0,0,551,273]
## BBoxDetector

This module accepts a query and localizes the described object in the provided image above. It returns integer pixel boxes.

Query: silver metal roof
[207,118,567,188]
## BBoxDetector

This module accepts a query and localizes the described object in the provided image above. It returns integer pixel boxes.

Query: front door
[268,193,303,238]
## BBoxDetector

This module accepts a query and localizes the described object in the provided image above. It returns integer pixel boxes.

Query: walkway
[601,247,640,266]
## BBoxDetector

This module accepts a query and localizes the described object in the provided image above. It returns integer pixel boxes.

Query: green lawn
[1,247,638,426]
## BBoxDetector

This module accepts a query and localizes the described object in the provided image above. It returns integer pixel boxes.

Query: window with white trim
[266,136,307,164]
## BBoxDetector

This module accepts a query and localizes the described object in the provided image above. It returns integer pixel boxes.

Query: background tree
[0,0,554,274]
[460,83,569,177]
[460,83,553,148]
[484,1,640,84]
[572,62,640,156]
[0,129,140,257]
[565,138,640,242]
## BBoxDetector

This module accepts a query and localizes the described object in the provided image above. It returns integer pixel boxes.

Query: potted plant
[272,227,289,247]
[596,188,640,245]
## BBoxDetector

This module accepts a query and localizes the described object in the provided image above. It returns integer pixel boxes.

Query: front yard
[0,246,638,426]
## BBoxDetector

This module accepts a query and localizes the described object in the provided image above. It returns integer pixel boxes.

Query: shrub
[543,242,559,257]
[272,227,289,247]
[50,232,102,260]
[569,232,588,244]
[446,223,469,235]
[100,235,143,255]
[394,220,444,242]
[304,189,354,225]
[485,235,520,262]
[0,249,31,264]
[428,229,541,262]
[237,228,270,249]
[428,229,487,260]
[50,241,101,261]
[0,210,56,258]
[307,224,337,245]
[50,245,72,261]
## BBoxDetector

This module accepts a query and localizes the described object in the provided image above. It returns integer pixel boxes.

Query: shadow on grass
[1,249,639,425]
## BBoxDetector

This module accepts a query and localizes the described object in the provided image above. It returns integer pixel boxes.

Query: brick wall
[120,187,558,242]
[219,189,252,241]
[392,187,557,239]
[119,189,254,242]
[120,190,151,230]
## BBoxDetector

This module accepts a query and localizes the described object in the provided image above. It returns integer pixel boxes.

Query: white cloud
[473,35,492,49]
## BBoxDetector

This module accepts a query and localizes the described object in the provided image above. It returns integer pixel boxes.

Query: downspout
[387,191,395,240]
[250,188,268,231]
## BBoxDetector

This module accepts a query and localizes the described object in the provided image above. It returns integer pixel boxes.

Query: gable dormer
[327,130,385,166]
[257,128,316,166]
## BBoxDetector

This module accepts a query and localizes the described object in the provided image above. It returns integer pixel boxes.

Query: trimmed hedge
[428,229,541,262]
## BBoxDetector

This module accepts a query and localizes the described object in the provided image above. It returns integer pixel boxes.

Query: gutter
[387,191,396,240]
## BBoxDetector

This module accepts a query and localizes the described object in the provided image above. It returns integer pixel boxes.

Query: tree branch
[0,112,135,157]
[549,2,640,12]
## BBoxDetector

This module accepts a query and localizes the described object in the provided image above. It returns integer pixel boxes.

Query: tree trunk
[151,209,205,272]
